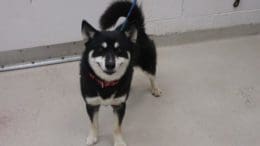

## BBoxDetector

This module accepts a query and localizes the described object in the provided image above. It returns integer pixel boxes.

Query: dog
[80,1,162,146]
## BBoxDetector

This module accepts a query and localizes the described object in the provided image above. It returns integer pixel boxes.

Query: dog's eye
[96,47,104,53]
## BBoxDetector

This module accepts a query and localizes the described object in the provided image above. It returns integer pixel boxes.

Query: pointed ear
[81,20,97,41]
[124,26,137,43]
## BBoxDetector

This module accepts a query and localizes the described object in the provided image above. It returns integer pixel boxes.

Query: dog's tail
[100,1,144,30]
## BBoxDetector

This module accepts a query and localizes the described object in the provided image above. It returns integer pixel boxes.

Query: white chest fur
[86,95,127,106]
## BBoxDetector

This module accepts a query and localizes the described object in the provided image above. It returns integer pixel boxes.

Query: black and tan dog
[80,1,162,146]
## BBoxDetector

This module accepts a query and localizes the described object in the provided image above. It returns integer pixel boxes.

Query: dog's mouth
[104,70,115,75]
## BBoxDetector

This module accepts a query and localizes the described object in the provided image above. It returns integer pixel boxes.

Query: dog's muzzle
[105,53,116,74]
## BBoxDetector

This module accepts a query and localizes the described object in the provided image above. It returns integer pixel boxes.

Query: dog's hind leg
[144,71,162,97]
[137,38,162,97]
[86,104,100,146]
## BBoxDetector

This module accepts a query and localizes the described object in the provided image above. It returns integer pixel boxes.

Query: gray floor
[0,35,260,146]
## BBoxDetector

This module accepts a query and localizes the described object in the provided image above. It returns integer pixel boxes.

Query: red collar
[88,73,119,88]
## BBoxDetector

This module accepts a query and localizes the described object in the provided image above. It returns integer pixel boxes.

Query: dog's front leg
[86,104,100,146]
[112,103,127,146]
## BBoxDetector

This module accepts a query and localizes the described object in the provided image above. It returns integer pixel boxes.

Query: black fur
[86,104,100,122]
[100,1,157,74]
[112,103,126,126]
[80,1,158,143]
[100,1,145,31]
[81,1,157,99]
[80,30,134,99]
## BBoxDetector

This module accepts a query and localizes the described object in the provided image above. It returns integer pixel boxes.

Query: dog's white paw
[86,135,98,146]
[151,87,162,97]
[114,135,127,146]
[114,140,127,146]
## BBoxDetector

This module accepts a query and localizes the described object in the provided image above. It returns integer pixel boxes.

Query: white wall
[0,0,260,52]
[144,0,260,34]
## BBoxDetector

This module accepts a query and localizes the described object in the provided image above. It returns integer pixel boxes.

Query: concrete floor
[0,35,260,146]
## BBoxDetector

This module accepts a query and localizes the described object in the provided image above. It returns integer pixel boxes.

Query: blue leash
[120,0,137,31]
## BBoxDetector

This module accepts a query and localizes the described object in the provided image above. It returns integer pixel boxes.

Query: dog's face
[81,20,137,81]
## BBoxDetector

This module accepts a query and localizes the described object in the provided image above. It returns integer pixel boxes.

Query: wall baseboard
[153,23,260,46]
[0,23,260,72]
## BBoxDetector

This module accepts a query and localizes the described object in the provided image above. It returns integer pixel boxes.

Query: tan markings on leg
[113,113,127,146]
[87,112,99,146]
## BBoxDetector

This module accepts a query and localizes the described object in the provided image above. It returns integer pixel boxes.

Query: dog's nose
[105,61,115,70]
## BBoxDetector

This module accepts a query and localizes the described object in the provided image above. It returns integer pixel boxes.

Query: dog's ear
[124,26,137,43]
[81,20,97,41]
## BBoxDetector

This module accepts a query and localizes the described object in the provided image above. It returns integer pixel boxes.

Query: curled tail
[100,1,144,30]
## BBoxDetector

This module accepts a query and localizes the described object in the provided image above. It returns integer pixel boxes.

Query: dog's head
[81,20,137,81]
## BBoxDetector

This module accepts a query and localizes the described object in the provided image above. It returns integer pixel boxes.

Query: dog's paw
[114,136,127,146]
[151,87,162,97]
[86,135,98,146]
[114,140,127,146]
